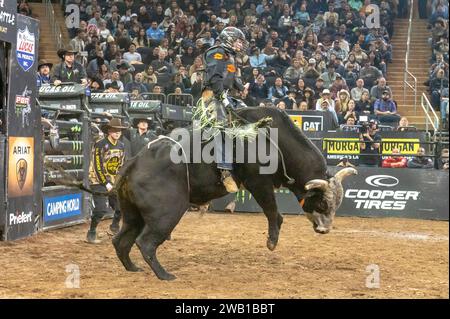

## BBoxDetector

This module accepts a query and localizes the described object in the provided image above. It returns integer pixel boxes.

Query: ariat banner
[7,136,34,198]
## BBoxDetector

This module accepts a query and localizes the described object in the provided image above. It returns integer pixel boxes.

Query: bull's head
[302,167,357,234]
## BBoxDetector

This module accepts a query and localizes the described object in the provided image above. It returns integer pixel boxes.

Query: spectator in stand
[123,43,142,65]
[69,29,87,66]
[118,62,133,85]
[320,63,338,89]
[36,60,53,88]
[430,69,449,110]
[125,73,148,94]
[370,77,393,103]
[382,148,408,168]
[397,116,416,132]
[355,91,373,118]
[335,89,351,114]
[340,114,359,132]
[359,61,383,89]
[303,58,321,88]
[302,87,316,110]
[407,148,434,169]
[249,47,275,70]
[374,90,401,127]
[351,79,369,101]
[330,74,350,98]
[103,70,124,92]
[188,56,203,77]
[249,74,270,105]
[297,101,309,111]
[146,21,166,46]
[88,10,106,27]
[343,63,358,89]
[141,65,157,88]
[87,49,109,78]
[339,99,358,125]
[318,99,339,129]
[268,77,289,104]
[283,58,303,86]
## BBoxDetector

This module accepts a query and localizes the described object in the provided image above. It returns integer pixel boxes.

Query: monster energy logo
[44,155,83,167]
[235,190,252,203]
[72,141,83,152]
[70,125,82,133]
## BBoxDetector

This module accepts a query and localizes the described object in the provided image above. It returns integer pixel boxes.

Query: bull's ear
[305,179,329,191]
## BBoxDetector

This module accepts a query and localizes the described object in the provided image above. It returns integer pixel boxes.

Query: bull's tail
[50,165,110,195]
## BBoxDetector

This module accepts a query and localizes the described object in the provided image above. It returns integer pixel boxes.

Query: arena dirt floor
[0,212,448,299]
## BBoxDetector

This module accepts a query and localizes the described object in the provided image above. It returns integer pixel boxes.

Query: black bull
[112,107,357,280]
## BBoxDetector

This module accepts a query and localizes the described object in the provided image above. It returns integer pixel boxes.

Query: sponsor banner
[381,138,420,155]
[3,15,41,241]
[0,0,16,43]
[288,114,324,132]
[128,100,162,112]
[16,25,35,71]
[7,136,34,197]
[286,110,334,132]
[90,92,129,103]
[211,167,449,221]
[43,193,82,222]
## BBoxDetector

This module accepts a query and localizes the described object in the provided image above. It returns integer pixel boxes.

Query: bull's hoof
[126,265,144,272]
[158,272,177,281]
[266,238,277,251]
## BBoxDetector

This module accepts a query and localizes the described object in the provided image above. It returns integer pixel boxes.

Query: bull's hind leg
[135,224,176,281]
[244,179,283,251]
[112,199,145,272]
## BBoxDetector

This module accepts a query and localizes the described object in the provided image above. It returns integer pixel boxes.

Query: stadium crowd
[425,0,449,128]
[39,0,407,128]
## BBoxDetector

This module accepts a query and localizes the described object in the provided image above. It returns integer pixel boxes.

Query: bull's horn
[305,179,329,191]
[334,167,358,182]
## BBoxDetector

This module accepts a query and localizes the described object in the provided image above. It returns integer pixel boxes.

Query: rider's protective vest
[203,46,245,96]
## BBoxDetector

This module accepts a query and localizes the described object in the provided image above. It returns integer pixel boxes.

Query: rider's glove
[217,91,231,109]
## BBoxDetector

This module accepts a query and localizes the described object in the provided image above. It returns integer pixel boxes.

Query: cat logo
[213,53,223,60]
[16,159,28,190]
[227,64,236,73]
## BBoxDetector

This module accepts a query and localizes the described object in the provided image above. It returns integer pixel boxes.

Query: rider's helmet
[218,27,249,54]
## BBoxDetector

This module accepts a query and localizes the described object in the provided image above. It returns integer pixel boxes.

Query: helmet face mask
[219,27,249,54]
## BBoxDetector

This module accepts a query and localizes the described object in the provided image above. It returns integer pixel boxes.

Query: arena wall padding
[211,167,449,221]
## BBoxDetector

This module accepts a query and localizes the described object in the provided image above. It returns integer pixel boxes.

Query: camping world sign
[16,26,35,72]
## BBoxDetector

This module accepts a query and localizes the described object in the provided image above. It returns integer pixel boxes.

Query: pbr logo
[16,26,35,72]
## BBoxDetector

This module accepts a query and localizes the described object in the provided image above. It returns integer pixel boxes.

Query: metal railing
[43,0,64,51]
[421,93,440,132]
[403,0,418,113]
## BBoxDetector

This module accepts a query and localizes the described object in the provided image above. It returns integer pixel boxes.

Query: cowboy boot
[221,170,239,193]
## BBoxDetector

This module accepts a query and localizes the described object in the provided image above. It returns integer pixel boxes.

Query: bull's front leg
[244,179,283,251]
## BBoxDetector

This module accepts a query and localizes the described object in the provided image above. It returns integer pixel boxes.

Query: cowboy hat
[38,59,53,69]
[132,116,153,127]
[103,118,128,130]
[57,44,78,59]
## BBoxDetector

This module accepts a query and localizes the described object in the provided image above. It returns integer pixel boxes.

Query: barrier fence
[1,81,448,240]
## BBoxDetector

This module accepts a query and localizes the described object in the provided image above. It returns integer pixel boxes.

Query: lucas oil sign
[43,193,82,222]
[16,26,35,72]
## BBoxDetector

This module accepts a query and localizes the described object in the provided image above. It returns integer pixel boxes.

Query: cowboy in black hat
[36,59,53,88]
[87,118,127,243]
[125,115,158,157]
[51,44,88,86]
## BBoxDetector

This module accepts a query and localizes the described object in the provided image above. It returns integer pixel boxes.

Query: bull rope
[147,136,191,195]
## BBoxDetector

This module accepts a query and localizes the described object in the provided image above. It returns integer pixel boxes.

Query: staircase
[29,2,70,67]
[387,3,433,130]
